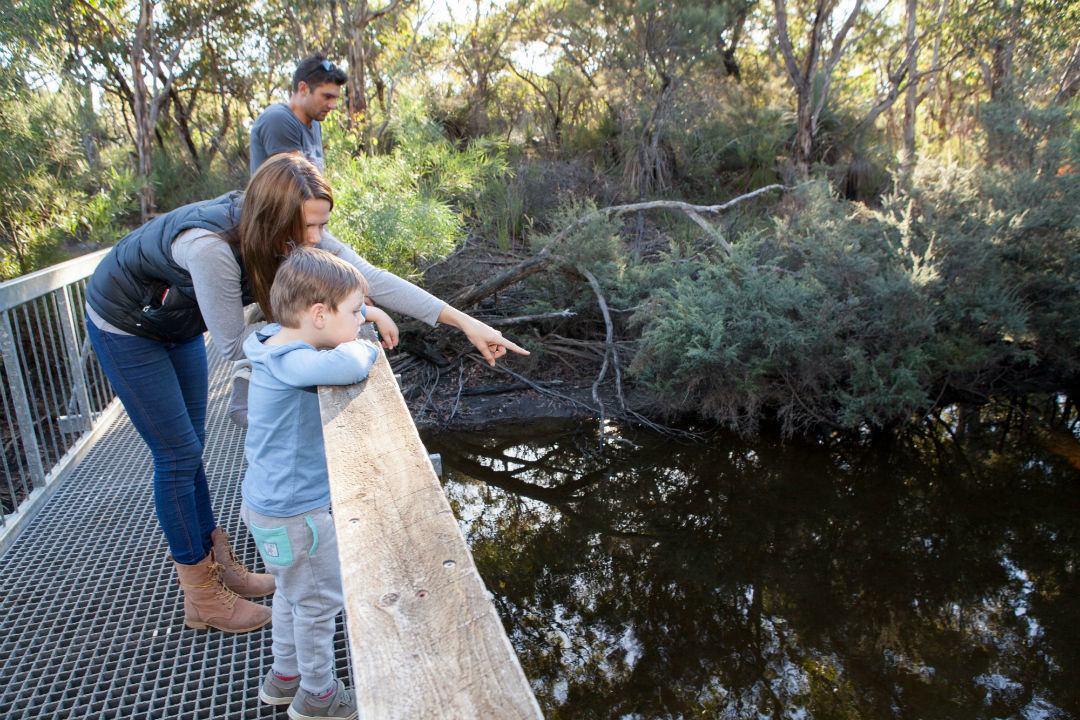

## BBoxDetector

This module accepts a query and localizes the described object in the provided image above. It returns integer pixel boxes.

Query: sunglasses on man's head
[302,59,339,86]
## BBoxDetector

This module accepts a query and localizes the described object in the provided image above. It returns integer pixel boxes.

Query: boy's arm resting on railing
[268,341,380,388]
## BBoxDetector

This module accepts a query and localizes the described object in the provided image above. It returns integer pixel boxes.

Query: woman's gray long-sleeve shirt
[87,228,446,360]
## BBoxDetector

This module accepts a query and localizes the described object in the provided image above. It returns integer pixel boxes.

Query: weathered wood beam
[318,329,544,719]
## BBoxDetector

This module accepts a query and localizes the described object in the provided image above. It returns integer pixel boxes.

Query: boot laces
[218,531,253,578]
[178,559,241,609]
[207,559,240,609]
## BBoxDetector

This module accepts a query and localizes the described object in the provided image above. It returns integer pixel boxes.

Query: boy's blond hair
[270,247,370,328]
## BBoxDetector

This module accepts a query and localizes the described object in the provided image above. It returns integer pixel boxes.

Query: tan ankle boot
[173,555,271,633]
[211,527,275,598]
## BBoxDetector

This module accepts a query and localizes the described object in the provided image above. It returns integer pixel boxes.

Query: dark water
[422,400,1080,720]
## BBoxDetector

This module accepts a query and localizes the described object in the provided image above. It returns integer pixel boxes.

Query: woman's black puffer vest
[86,192,253,342]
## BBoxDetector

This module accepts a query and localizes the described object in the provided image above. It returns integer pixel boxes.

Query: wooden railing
[319,329,544,719]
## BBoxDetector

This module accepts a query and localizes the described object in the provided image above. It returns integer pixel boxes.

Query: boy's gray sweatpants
[240,501,342,694]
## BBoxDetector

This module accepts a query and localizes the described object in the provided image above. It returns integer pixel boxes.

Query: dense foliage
[323,102,508,276]
[635,162,1080,434]
[1,0,1078,434]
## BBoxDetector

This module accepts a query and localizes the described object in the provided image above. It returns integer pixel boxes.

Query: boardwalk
[0,347,348,720]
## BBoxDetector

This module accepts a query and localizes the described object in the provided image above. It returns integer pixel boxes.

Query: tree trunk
[985,0,1023,164]
[205,93,230,168]
[899,0,919,179]
[937,72,951,138]
[989,36,1015,101]
[347,6,370,131]
[77,75,100,170]
[467,15,491,138]
[468,76,490,137]
[773,0,830,179]
[131,0,155,222]
[168,86,201,168]
[794,89,814,178]
[1055,39,1080,104]
[344,0,410,133]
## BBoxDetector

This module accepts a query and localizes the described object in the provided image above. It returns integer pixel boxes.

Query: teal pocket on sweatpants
[250,523,293,566]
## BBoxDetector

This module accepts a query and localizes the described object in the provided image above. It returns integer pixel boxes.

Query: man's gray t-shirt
[249,103,324,176]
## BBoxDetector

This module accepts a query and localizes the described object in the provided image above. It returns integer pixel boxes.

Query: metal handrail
[0,249,121,556]
[0,249,110,312]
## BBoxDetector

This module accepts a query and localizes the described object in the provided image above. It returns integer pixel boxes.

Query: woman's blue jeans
[87,319,216,564]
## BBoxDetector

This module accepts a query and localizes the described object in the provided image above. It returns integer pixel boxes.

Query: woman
[85,154,525,633]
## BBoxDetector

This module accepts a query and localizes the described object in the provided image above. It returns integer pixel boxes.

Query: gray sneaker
[259,669,300,706]
[287,680,358,720]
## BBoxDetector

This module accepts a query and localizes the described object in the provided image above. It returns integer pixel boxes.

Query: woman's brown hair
[237,153,333,322]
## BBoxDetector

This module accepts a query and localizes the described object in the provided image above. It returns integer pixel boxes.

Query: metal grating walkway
[0,346,351,720]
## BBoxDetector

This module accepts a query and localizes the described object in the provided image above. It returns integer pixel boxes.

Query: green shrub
[631,164,1078,436]
[0,63,147,278]
[78,166,142,247]
[674,104,789,196]
[321,100,507,277]
[473,164,532,251]
[902,160,1080,380]
[151,140,249,211]
[0,72,140,277]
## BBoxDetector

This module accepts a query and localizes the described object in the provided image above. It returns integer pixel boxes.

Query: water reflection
[422,402,1080,720]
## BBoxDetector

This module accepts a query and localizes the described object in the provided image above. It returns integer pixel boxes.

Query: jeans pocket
[250,523,293,566]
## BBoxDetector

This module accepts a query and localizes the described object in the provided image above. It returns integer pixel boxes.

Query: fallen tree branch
[466,355,601,413]
[481,310,576,327]
[447,185,793,311]
[542,333,603,347]
[461,381,562,396]
[456,353,701,440]
[442,365,466,430]
[575,264,616,439]
[415,364,443,422]
[542,344,604,361]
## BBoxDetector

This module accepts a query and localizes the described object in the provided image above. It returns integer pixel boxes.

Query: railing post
[56,286,93,434]
[0,309,47,488]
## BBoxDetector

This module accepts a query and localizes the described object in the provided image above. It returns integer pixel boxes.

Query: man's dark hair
[292,55,347,92]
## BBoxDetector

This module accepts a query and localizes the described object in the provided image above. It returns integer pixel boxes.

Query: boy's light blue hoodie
[241,323,380,517]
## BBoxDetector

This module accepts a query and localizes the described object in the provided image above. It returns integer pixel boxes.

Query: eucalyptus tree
[505,57,593,153]
[0,3,127,275]
[933,0,1080,167]
[270,0,342,58]
[448,0,530,137]
[0,60,86,276]
[828,0,956,180]
[547,0,746,195]
[41,0,258,219]
[769,0,872,178]
[2,0,105,168]
[159,1,264,176]
[505,0,609,153]
[265,0,418,139]
[63,0,194,219]
[341,0,415,131]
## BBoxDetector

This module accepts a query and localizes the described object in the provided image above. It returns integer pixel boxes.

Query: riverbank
[405,368,625,433]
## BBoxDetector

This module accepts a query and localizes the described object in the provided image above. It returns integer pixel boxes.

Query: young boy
[240,247,392,720]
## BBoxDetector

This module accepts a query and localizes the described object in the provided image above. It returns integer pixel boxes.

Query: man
[249,56,347,176]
